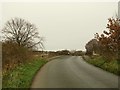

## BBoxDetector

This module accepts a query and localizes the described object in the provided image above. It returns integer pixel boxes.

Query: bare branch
[2,18,44,50]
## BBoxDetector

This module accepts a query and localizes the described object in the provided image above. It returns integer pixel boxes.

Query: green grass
[83,55,119,76]
[2,58,47,88]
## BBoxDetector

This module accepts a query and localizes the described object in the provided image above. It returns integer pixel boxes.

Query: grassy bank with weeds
[2,58,47,88]
[83,55,119,76]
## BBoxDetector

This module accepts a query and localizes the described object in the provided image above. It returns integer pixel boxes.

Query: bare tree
[2,18,44,50]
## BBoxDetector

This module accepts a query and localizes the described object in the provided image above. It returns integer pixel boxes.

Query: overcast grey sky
[1,1,118,51]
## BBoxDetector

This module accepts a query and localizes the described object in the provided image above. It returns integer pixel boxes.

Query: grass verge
[2,58,47,88]
[83,55,119,76]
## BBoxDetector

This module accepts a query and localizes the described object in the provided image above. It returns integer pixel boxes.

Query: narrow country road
[31,56,118,88]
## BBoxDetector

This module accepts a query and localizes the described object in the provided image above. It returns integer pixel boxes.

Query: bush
[2,40,33,71]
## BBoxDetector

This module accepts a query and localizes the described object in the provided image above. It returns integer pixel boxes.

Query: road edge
[30,55,61,88]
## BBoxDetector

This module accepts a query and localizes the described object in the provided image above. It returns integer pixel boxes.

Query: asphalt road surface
[31,56,118,88]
